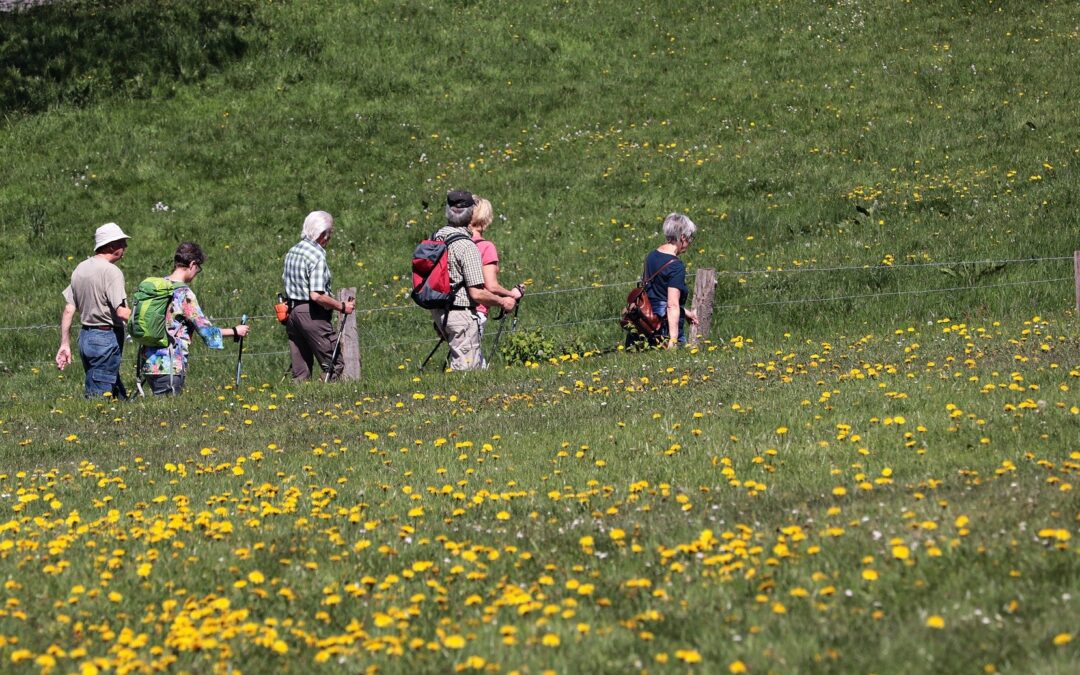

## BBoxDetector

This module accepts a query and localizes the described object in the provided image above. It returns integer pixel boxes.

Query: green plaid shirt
[283,237,331,300]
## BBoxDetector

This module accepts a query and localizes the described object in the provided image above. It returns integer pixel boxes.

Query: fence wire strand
[2,255,1074,333]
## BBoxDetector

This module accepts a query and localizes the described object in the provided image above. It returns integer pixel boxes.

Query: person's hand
[55,345,72,371]
[235,324,251,338]
[499,296,516,312]
[342,298,355,314]
[512,283,526,300]
[666,339,678,350]
[685,309,698,325]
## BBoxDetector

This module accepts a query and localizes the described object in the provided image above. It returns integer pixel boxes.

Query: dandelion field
[1,0,1078,672]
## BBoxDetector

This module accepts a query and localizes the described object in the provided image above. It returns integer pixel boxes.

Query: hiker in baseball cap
[422,190,515,371]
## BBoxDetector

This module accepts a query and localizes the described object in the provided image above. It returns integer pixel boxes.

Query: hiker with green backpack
[131,242,249,396]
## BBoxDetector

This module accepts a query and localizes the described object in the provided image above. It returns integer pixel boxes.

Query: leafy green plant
[499,329,557,365]
[498,328,595,365]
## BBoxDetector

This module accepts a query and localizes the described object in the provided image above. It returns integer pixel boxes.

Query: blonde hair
[470,197,493,230]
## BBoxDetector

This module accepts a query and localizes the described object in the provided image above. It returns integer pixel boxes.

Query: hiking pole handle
[234,314,248,387]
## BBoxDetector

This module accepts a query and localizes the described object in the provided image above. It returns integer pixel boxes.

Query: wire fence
[5,254,1076,369]
[4,254,1072,333]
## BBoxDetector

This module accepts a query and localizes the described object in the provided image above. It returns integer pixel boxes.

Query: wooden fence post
[1075,251,1080,315]
[689,268,717,346]
[337,287,361,381]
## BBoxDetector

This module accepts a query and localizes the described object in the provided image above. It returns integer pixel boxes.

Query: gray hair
[446,204,473,228]
[302,210,334,241]
[662,212,697,243]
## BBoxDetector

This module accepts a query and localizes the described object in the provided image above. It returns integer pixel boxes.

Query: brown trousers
[284,303,343,381]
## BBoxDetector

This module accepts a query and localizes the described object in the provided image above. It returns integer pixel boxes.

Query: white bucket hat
[94,222,130,250]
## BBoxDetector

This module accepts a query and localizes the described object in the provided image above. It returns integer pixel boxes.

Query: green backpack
[129,278,182,347]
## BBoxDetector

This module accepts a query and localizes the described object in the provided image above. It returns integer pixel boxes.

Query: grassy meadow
[0,0,1078,672]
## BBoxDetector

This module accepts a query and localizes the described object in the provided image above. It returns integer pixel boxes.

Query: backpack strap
[436,231,475,309]
[164,283,190,344]
[641,257,677,289]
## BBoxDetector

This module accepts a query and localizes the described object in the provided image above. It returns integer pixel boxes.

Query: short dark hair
[96,239,127,254]
[174,242,205,268]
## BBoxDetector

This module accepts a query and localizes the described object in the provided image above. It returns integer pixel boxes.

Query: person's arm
[481,265,523,300]
[307,255,353,313]
[309,291,354,314]
[176,290,227,349]
[467,285,516,312]
[55,303,76,370]
[666,286,681,348]
[105,268,130,322]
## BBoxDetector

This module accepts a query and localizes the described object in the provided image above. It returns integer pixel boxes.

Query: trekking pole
[323,297,353,383]
[490,286,523,363]
[234,314,248,388]
[418,337,445,372]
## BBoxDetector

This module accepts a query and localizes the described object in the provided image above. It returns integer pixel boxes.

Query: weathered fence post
[337,287,361,381]
[1075,251,1080,315]
[689,268,717,346]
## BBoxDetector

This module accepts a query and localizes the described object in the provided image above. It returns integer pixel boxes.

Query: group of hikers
[55,190,698,398]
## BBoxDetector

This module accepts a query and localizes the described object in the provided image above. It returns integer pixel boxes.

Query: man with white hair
[55,222,132,398]
[282,210,355,381]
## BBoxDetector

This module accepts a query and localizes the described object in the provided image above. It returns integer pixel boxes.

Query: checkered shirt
[434,226,483,308]
[283,237,332,300]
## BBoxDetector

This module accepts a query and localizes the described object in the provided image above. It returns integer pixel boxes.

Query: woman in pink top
[469,196,524,336]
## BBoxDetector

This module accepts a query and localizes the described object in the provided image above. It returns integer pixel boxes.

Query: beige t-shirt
[62,256,127,327]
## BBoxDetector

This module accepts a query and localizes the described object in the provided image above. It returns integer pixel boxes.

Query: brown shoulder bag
[620,258,675,340]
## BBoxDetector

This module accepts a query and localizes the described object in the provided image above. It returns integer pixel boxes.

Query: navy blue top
[642,249,687,317]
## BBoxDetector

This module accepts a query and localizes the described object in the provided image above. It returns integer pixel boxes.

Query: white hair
[662,213,697,243]
[445,204,473,228]
[302,211,334,241]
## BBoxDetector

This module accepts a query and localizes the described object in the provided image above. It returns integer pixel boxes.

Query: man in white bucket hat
[55,222,132,398]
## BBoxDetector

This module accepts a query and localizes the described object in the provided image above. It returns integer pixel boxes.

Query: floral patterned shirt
[139,285,224,376]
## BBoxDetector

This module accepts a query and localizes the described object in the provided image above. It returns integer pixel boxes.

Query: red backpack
[410,231,471,309]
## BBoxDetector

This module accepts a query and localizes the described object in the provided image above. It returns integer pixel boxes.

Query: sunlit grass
[1,0,1078,671]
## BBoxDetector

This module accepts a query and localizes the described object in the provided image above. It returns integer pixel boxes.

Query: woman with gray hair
[628,212,698,348]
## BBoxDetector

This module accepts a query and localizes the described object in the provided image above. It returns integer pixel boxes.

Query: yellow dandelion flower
[926,615,946,629]
[863,569,879,581]
[675,649,702,663]
[892,545,910,560]
[729,660,748,673]
[443,635,465,649]
[1052,633,1072,646]
[542,633,560,647]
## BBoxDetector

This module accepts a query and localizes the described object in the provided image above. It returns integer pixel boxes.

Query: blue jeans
[78,328,126,398]
[652,300,688,344]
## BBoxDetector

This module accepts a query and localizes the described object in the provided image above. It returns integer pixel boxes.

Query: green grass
[0,0,1078,672]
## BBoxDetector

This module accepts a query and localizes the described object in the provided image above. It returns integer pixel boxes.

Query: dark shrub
[0,0,263,113]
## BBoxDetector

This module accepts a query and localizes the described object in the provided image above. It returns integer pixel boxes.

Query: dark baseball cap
[446,190,475,208]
